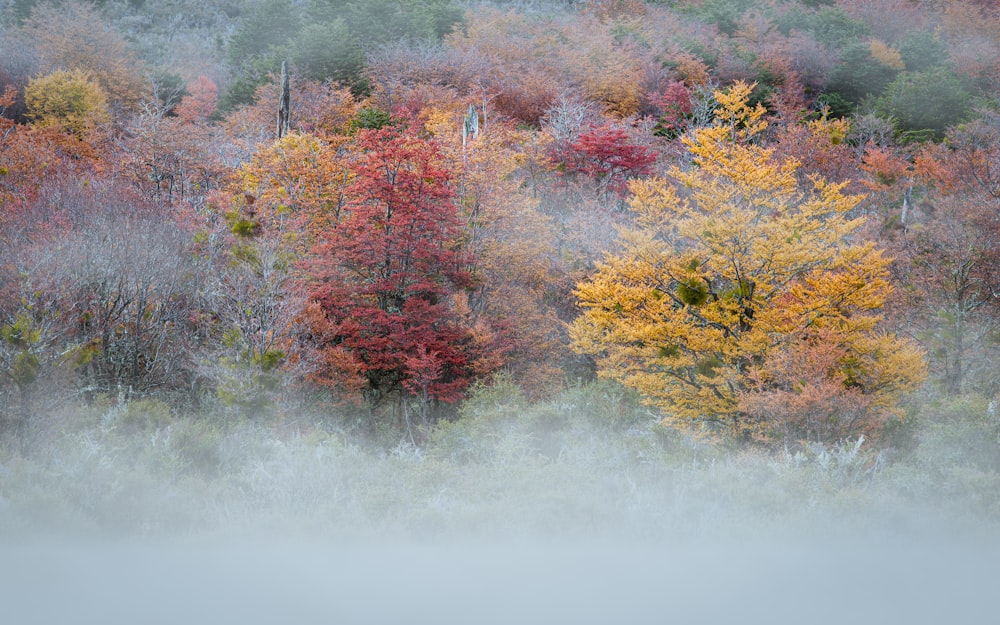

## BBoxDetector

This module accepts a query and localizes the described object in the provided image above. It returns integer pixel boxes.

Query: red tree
[555,122,657,199]
[307,127,497,413]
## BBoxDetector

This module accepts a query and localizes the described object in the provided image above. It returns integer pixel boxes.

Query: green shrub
[909,394,1000,472]
[825,42,899,110]
[874,67,972,139]
[896,29,949,73]
[114,399,173,437]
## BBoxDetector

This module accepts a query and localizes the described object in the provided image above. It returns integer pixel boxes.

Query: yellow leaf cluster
[234,132,352,248]
[869,39,906,71]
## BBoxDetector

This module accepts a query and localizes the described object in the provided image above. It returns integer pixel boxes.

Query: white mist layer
[2,534,997,625]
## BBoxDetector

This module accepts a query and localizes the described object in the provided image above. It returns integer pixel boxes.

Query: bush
[24,69,110,135]
[289,20,366,90]
[825,42,899,110]
[909,395,1000,472]
[874,67,973,139]
[113,399,173,437]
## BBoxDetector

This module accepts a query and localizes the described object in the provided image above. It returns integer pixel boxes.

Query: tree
[24,70,110,136]
[874,67,973,140]
[554,122,657,201]
[823,41,900,115]
[195,126,358,418]
[19,0,150,114]
[307,127,498,428]
[885,118,1000,396]
[115,76,224,207]
[423,106,563,396]
[199,227,309,420]
[570,81,925,441]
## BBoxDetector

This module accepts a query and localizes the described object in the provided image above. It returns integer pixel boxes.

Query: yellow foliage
[571,82,925,439]
[234,131,352,246]
[667,51,711,87]
[21,1,150,111]
[869,39,906,71]
[807,114,850,146]
[25,69,110,136]
[698,80,769,144]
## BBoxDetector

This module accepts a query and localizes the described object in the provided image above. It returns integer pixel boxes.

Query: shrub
[874,67,972,139]
[24,69,110,135]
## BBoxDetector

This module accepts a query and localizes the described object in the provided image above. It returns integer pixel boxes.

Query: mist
[2,382,998,625]
[4,534,997,625]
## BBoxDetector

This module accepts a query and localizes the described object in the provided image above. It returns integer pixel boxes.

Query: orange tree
[570,82,925,442]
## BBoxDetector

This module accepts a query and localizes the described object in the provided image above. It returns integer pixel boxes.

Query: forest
[0,0,999,546]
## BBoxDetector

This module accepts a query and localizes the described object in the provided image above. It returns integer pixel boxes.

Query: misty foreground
[1,382,999,624]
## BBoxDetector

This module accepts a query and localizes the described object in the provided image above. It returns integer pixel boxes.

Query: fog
[3,531,998,624]
[2,390,998,625]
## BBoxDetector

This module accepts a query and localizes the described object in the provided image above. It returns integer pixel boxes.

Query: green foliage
[167,418,223,477]
[114,399,174,436]
[218,0,303,111]
[1,315,41,351]
[825,42,899,110]
[802,6,869,48]
[221,0,462,109]
[677,279,708,306]
[218,53,287,113]
[348,106,393,132]
[9,352,40,387]
[289,20,366,89]
[896,30,949,73]
[230,218,261,238]
[875,68,973,139]
[321,0,464,43]
[150,70,189,114]
[225,0,303,68]
[431,378,654,465]
[908,395,1000,473]
[690,0,755,37]
[252,349,286,372]
[1,386,999,538]
[1,315,43,389]
[815,91,854,119]
[3,0,36,25]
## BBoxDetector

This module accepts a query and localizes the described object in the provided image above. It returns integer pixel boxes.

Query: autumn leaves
[571,82,926,442]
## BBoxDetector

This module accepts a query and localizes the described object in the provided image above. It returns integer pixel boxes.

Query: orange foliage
[0,124,99,237]
[116,103,224,207]
[860,145,913,194]
[581,0,648,22]
[742,330,893,445]
[772,112,859,191]
[220,79,358,162]
[424,107,566,394]
[174,76,218,124]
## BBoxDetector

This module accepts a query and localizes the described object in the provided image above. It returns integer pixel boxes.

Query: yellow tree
[20,0,150,113]
[571,82,925,441]
[24,70,110,137]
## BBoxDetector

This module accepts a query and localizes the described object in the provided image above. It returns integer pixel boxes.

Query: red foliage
[307,128,495,404]
[554,123,657,197]
[648,81,693,138]
[173,76,218,124]
[742,330,890,445]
